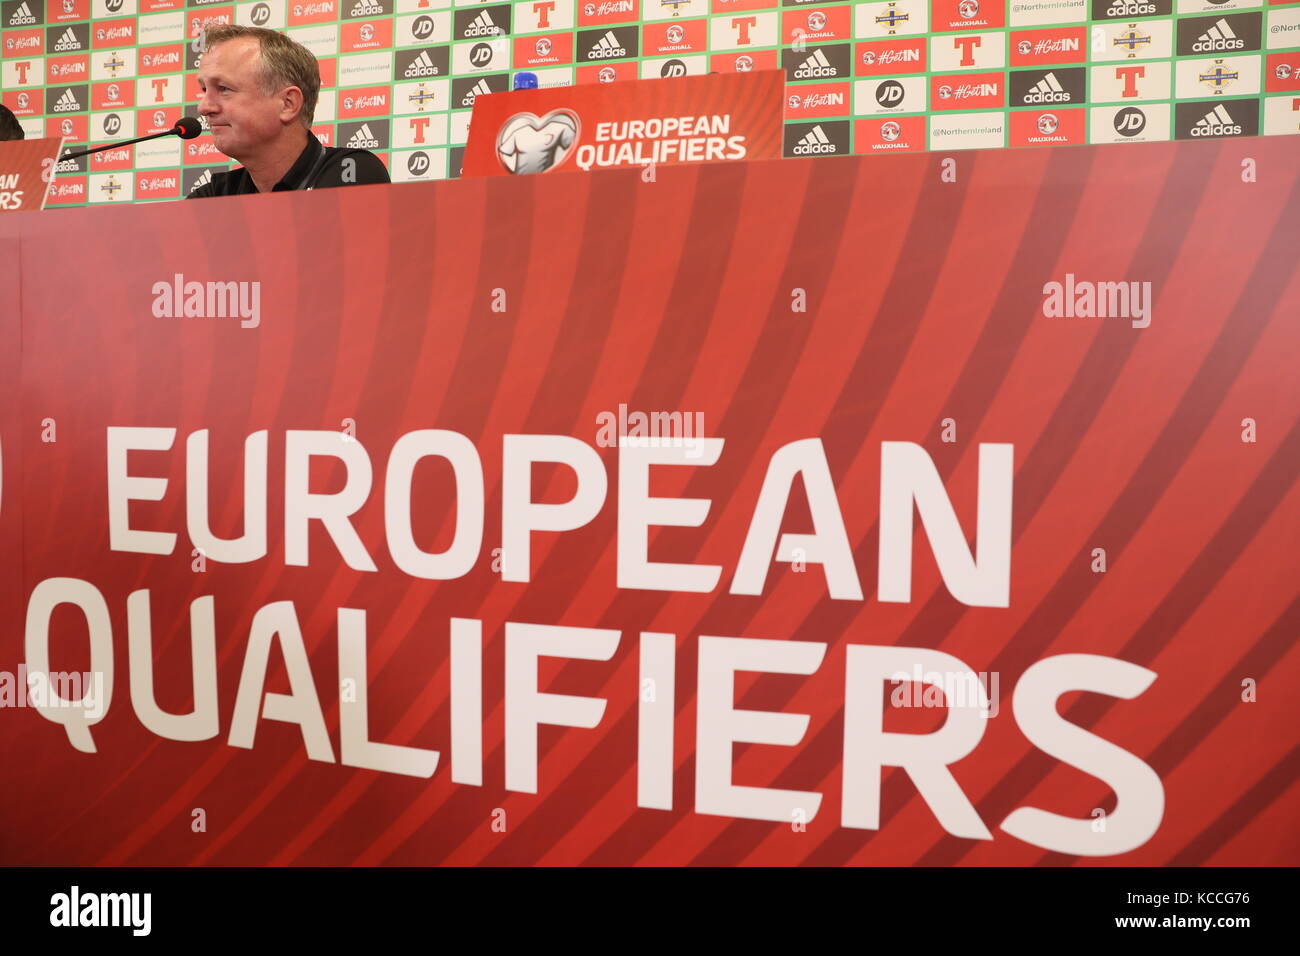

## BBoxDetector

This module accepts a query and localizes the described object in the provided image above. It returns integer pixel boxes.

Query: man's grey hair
[202,25,320,128]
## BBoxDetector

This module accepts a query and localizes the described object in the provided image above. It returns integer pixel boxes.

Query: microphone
[58,116,204,161]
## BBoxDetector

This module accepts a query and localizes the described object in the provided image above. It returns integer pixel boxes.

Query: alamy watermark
[595,403,707,458]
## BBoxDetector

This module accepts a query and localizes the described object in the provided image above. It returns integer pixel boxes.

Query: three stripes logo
[53,26,84,52]
[1190,103,1240,137]
[6,1,36,26]
[189,168,213,194]
[585,30,629,60]
[51,87,82,113]
[404,50,439,78]
[793,124,835,155]
[462,10,502,38]
[794,49,836,80]
[460,78,493,107]
[1024,73,1071,104]
[783,120,849,157]
[1011,67,1085,108]
[1192,18,1244,54]
[1177,12,1260,56]
[346,123,381,148]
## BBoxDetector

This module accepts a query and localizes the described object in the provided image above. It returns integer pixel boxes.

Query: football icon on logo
[497,110,580,174]
[1017,40,1031,55]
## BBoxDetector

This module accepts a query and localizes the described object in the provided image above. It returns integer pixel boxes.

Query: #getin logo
[496,109,580,174]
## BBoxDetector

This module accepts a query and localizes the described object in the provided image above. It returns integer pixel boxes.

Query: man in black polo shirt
[189,25,388,197]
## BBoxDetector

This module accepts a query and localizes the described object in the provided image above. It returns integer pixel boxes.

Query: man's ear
[279,86,305,125]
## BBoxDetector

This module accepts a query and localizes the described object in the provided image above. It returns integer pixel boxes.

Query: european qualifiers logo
[397,46,451,80]
[1009,67,1086,107]
[782,42,851,81]
[454,4,511,40]
[1174,99,1259,138]
[1176,12,1262,56]
[1090,0,1172,19]
[577,26,638,61]
[782,119,850,156]
[496,109,580,174]
[452,72,508,108]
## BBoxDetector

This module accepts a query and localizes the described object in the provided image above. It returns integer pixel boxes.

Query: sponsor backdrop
[2,140,1299,865]
[0,0,1298,205]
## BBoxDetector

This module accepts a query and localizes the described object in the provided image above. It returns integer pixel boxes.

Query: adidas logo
[1191,103,1241,137]
[791,124,837,155]
[794,48,836,80]
[347,123,381,148]
[1023,72,1071,104]
[404,50,439,77]
[1105,0,1156,16]
[1192,19,1245,53]
[350,0,383,15]
[460,77,492,107]
[463,10,500,37]
[190,169,213,193]
[7,2,36,26]
[54,27,82,52]
[52,88,81,113]
[587,30,627,60]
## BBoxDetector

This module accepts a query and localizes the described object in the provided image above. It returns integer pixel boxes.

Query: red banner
[3,139,1299,866]
[0,137,63,212]
[462,70,784,177]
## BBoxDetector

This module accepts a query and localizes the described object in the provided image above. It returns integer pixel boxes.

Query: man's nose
[197,91,215,115]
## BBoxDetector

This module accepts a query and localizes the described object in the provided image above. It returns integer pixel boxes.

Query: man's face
[196,37,295,160]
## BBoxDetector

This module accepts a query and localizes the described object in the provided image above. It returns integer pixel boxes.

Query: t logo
[953,35,980,68]
[409,115,431,144]
[1115,65,1144,98]
[732,16,756,45]
[15,61,31,84]
[533,0,554,29]
[152,78,169,102]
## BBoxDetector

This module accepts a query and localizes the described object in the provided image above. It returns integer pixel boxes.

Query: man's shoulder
[315,145,390,187]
